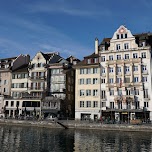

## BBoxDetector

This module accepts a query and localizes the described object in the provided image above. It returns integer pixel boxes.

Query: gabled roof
[41,52,59,61]
[12,64,28,72]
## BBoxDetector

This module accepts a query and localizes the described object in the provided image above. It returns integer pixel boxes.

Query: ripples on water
[0,125,151,152]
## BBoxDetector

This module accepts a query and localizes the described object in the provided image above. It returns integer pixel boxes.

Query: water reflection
[0,125,151,152]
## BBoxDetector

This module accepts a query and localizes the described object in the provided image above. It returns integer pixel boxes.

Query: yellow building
[74,38,101,120]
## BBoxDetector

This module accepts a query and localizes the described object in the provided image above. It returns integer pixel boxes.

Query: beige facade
[74,51,100,120]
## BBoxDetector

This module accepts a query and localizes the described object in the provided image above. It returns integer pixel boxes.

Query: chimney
[95,38,99,54]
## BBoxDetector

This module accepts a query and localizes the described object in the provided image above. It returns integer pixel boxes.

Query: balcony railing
[30,76,46,80]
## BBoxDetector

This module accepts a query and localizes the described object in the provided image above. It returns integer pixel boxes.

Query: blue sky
[0,0,152,60]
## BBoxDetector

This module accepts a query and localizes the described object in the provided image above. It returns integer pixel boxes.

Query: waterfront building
[99,25,152,122]
[64,56,80,118]
[74,39,100,120]
[42,53,68,117]
[0,56,17,96]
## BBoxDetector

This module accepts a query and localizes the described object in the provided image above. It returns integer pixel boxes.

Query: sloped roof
[12,64,28,72]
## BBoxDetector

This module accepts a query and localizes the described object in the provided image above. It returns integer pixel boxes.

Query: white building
[99,25,152,122]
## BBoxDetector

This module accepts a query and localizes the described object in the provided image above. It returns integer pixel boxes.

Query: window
[125,34,127,38]
[86,68,91,74]
[144,89,148,98]
[117,67,121,73]
[125,77,130,83]
[101,56,105,62]
[86,90,91,96]
[109,55,113,61]
[124,43,129,50]
[109,67,113,73]
[134,77,138,83]
[93,78,98,84]
[79,79,85,85]
[86,78,91,84]
[133,53,138,58]
[134,66,138,71]
[117,55,121,60]
[101,78,105,83]
[87,59,91,64]
[86,101,91,107]
[125,66,130,72]
[80,101,84,107]
[117,77,121,83]
[109,78,114,83]
[101,46,105,51]
[93,90,98,96]
[126,89,131,95]
[142,65,147,71]
[5,101,8,106]
[125,54,129,59]
[110,102,114,109]
[16,101,19,107]
[134,88,139,95]
[141,52,146,58]
[102,102,106,107]
[11,101,14,107]
[109,89,114,96]
[117,34,119,39]
[101,90,106,99]
[116,44,121,50]
[93,68,98,74]
[80,68,85,74]
[118,89,122,96]
[80,90,85,96]
[102,68,105,73]
[142,77,147,82]
[144,102,149,108]
[4,80,7,85]
[93,101,98,107]
[94,58,98,63]
[121,34,123,39]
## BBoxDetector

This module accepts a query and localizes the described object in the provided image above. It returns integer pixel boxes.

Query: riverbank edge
[0,119,152,132]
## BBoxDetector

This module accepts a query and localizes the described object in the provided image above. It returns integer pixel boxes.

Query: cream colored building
[99,25,152,122]
[74,41,100,120]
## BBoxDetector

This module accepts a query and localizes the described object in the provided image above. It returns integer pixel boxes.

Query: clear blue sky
[0,0,152,60]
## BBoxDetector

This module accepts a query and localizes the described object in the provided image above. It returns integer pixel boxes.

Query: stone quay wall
[0,119,152,132]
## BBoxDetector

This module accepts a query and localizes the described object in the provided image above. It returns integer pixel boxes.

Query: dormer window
[94,58,98,63]
[121,34,123,39]
[87,59,91,64]
[117,34,119,39]
[101,46,105,51]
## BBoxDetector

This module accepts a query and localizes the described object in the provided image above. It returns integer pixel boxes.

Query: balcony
[132,58,141,63]
[106,83,114,88]
[29,87,46,91]
[106,58,142,65]
[30,76,46,80]
[114,95,134,103]
[142,70,148,75]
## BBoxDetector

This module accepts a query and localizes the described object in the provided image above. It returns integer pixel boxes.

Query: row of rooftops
[0,51,80,72]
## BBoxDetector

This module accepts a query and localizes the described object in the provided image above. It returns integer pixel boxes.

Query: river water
[0,125,152,152]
